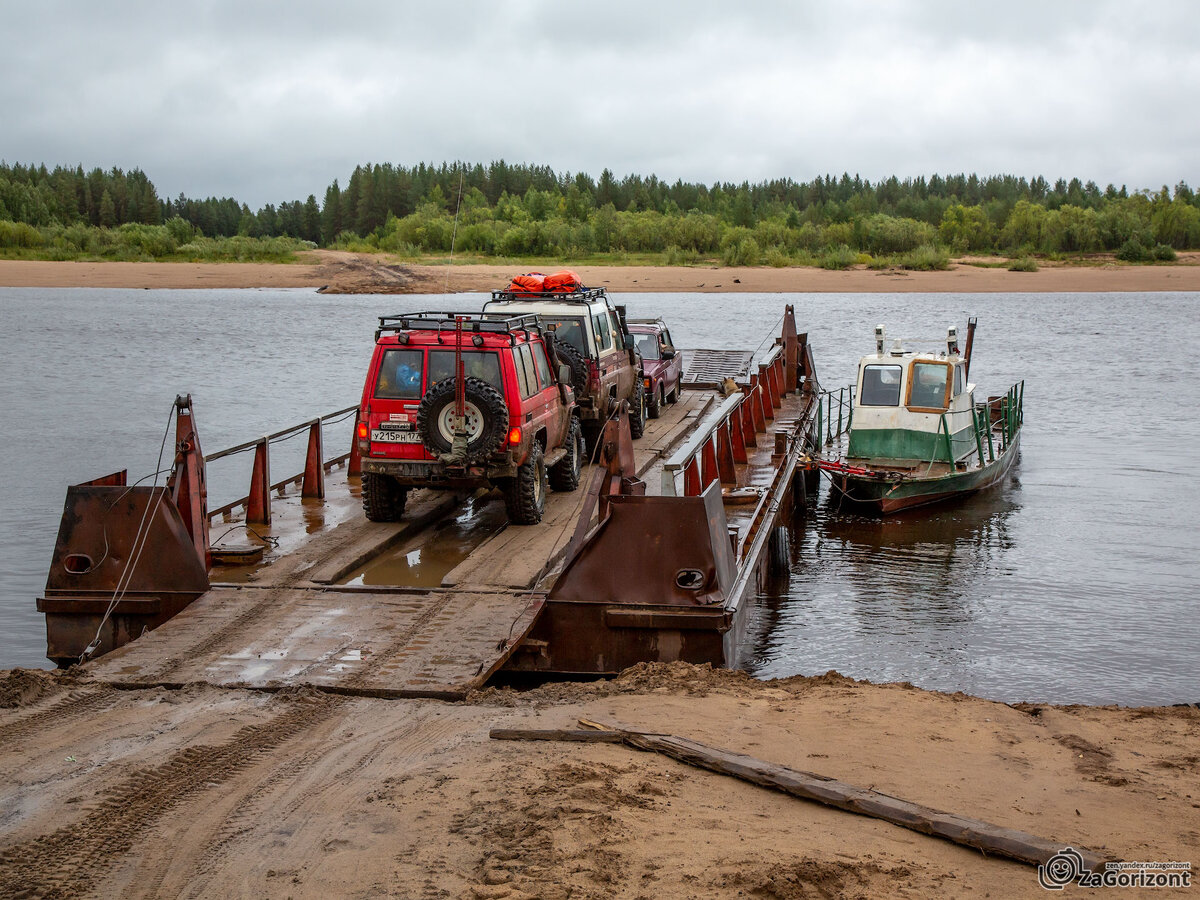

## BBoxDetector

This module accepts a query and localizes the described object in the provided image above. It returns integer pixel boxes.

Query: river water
[2,287,1197,706]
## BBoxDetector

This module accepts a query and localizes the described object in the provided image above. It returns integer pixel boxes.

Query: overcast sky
[4,1,1198,209]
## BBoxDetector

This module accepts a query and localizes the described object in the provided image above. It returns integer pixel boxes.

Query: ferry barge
[38,306,823,698]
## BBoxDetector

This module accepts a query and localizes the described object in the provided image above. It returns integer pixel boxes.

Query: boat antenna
[963,316,978,378]
[444,168,465,295]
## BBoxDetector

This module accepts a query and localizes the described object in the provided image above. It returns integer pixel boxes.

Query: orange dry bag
[507,273,545,293]
[542,270,582,293]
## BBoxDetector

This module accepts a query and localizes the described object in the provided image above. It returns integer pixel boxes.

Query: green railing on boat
[968,380,1023,467]
[817,385,855,446]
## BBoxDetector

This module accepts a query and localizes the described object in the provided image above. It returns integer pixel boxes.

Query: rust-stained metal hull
[38,481,210,665]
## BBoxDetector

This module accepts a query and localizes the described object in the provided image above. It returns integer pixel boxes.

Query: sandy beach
[1,664,1196,898]
[2,250,1199,294]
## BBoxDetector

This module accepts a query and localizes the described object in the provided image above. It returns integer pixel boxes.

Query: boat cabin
[848,325,978,466]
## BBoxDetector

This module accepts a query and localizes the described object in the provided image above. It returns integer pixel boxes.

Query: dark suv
[356,312,584,525]
[626,317,683,418]
[483,285,646,449]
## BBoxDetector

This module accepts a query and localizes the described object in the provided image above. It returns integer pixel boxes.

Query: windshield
[541,318,587,353]
[633,333,660,360]
[859,364,902,406]
[909,362,949,409]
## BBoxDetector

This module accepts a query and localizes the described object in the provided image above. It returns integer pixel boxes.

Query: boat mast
[963,317,978,378]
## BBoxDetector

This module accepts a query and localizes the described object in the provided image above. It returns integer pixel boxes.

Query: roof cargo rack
[374,311,546,345]
[377,311,543,333]
[488,287,609,303]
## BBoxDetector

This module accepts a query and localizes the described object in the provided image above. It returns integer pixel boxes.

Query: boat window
[954,364,964,396]
[428,350,503,393]
[375,349,424,400]
[908,362,950,409]
[633,333,660,360]
[860,364,903,406]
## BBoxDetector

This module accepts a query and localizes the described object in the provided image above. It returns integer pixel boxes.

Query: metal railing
[968,380,1024,467]
[205,405,360,524]
[816,385,855,446]
[661,344,790,497]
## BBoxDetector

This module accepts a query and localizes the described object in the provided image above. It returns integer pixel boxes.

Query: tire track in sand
[0,690,342,900]
[0,687,122,753]
[178,708,462,897]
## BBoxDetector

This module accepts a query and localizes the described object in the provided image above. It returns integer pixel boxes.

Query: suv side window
[592,313,612,352]
[515,344,539,399]
[530,341,553,390]
[661,328,674,348]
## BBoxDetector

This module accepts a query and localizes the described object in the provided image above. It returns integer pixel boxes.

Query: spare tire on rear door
[416,376,508,464]
[548,337,588,400]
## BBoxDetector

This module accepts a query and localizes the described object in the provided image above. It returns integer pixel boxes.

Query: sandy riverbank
[1,663,1195,898]
[2,250,1200,294]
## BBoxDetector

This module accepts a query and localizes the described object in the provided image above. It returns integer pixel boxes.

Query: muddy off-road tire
[646,381,663,419]
[362,472,408,522]
[503,441,548,524]
[550,339,589,400]
[549,418,584,492]
[628,379,647,439]
[416,376,507,463]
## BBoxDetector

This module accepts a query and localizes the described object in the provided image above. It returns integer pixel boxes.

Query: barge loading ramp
[84,396,719,698]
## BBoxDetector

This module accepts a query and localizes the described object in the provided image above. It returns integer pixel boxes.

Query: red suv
[356,312,584,525]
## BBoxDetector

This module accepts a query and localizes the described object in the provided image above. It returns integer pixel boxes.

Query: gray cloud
[3,0,1197,208]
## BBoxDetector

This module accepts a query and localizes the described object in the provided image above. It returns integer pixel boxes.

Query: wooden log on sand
[489,721,1109,873]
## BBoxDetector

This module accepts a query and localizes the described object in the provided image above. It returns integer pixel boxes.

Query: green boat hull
[837,433,1020,514]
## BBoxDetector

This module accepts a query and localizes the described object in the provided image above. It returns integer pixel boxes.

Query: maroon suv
[626,318,683,418]
[356,312,584,525]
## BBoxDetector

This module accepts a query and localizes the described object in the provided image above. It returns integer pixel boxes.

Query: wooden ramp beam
[489,722,1110,873]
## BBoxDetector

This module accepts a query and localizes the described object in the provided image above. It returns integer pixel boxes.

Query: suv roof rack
[377,311,543,334]
[375,311,547,345]
[488,287,609,303]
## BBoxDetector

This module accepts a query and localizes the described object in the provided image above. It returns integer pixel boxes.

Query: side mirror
[558,364,573,385]
[661,347,676,359]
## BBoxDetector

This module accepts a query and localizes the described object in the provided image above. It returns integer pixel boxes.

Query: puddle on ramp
[339,496,508,588]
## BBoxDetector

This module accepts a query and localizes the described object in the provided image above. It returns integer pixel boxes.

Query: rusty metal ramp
[681,349,755,387]
[85,584,544,699]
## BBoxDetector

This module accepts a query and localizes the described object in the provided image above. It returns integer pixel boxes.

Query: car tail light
[357,421,369,440]
[508,426,522,445]
[587,360,600,390]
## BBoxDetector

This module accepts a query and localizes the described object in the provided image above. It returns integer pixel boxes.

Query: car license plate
[371,429,422,444]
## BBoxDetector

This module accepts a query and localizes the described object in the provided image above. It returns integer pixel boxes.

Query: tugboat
[822,318,1023,513]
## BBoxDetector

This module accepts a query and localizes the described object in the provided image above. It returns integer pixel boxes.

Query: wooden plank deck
[85,393,714,699]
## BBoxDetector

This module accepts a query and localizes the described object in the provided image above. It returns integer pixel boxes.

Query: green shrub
[1116,238,1150,262]
[721,236,761,266]
[1152,243,1177,261]
[896,244,950,270]
[819,244,857,270]
[763,246,790,268]
[0,220,44,248]
[1007,256,1038,272]
[664,245,700,266]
